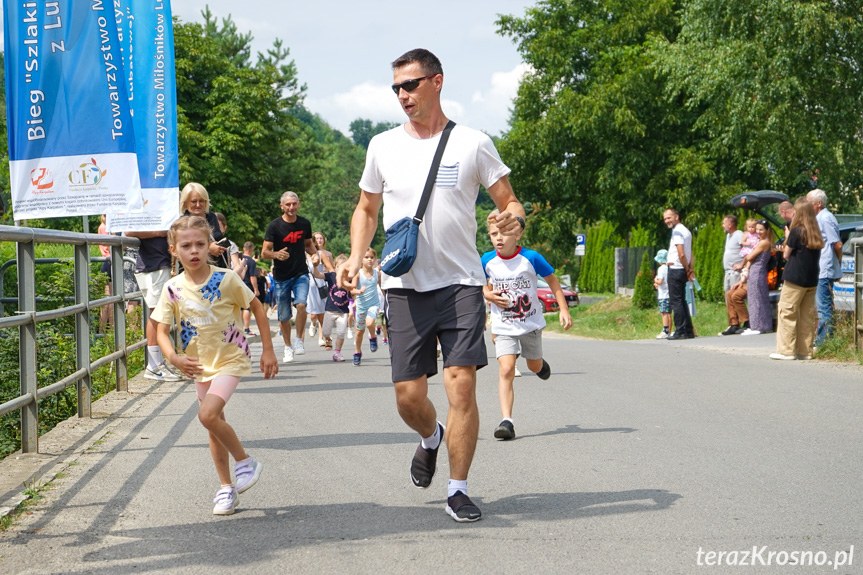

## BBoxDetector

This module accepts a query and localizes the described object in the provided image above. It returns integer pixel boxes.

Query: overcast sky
[170,1,537,138]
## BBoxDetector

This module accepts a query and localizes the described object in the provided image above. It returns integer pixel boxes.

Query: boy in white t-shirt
[482,211,573,441]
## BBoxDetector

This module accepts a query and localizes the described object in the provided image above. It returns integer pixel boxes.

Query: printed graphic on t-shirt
[180,318,197,351]
[202,272,226,303]
[223,322,251,358]
[282,230,306,244]
[491,275,537,323]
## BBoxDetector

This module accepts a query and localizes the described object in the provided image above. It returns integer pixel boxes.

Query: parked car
[832,222,863,312]
[536,278,579,313]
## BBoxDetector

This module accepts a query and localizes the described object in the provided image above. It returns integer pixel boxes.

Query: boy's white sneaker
[283,347,294,363]
[293,339,305,355]
[309,323,317,337]
[235,457,263,494]
[212,485,237,515]
[346,329,353,340]
[514,366,522,377]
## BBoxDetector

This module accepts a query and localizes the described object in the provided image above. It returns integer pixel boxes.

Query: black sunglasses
[391,75,437,95]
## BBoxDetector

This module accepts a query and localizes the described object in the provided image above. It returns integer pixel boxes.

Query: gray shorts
[385,285,487,382]
[494,329,543,360]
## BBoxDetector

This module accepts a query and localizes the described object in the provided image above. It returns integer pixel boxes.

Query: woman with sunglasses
[771,198,824,359]
[732,219,775,335]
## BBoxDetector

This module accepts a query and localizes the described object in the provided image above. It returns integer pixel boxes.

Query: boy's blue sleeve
[522,249,555,277]
[480,250,495,279]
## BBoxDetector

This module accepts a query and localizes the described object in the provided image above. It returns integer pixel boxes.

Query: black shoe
[536,359,551,380]
[493,420,515,440]
[742,321,750,330]
[719,325,740,336]
[410,422,444,488]
[445,491,482,523]
[667,331,693,340]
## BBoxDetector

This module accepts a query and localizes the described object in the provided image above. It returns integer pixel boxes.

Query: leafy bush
[632,251,658,310]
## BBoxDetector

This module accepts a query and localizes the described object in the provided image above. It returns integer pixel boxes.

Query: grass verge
[544,294,863,364]
[543,294,729,340]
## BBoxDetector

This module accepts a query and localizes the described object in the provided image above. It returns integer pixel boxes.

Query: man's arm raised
[339,190,382,289]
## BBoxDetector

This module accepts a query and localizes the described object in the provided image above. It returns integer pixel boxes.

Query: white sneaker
[293,339,305,355]
[318,338,326,347]
[283,346,294,363]
[740,329,761,336]
[144,363,182,382]
[514,366,522,377]
[235,456,263,494]
[769,353,796,360]
[161,362,188,381]
[309,323,317,337]
[346,329,353,340]
[656,331,669,339]
[212,485,237,515]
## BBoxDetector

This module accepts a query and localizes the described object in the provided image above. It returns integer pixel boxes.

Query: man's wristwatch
[514,216,525,229]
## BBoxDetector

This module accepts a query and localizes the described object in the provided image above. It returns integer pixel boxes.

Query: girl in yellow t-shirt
[152,215,278,516]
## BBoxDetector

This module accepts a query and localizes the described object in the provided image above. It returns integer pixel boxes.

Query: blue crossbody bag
[380,120,455,277]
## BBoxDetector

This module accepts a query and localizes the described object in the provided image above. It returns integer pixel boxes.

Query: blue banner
[3,0,144,220]
[108,0,180,232]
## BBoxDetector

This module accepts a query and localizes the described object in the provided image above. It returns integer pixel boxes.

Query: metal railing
[0,224,147,453]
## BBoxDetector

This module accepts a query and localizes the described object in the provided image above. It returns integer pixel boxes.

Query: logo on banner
[30,168,55,194]
[68,158,108,190]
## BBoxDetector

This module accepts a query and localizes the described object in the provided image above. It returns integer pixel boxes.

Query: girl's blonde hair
[168,216,214,271]
[365,247,377,258]
[790,197,825,250]
[334,254,348,267]
[745,217,757,230]
[180,182,210,214]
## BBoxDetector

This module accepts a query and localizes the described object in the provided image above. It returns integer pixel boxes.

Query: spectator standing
[771,198,824,360]
[262,191,317,363]
[733,220,774,335]
[807,189,843,346]
[340,48,525,522]
[653,250,671,339]
[662,209,695,340]
[719,215,745,335]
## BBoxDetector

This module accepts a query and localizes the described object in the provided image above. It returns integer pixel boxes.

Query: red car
[536,278,579,313]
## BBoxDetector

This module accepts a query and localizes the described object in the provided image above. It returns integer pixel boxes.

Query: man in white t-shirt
[663,208,695,339]
[719,214,746,335]
[340,48,525,523]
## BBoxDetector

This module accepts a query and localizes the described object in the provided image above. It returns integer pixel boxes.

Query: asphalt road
[1,325,861,574]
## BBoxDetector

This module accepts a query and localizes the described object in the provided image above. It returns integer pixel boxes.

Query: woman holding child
[732,220,774,335]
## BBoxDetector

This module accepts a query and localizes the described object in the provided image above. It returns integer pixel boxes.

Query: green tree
[349,119,400,149]
[173,12,323,242]
[659,1,863,208]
